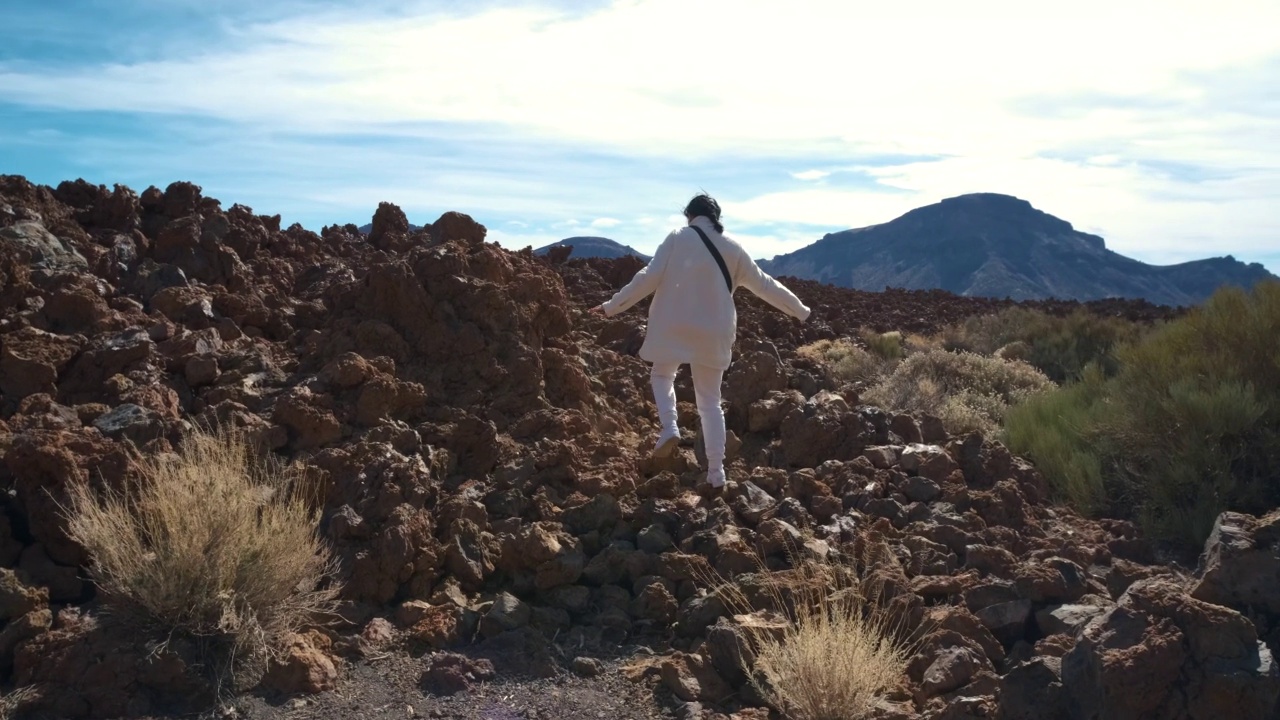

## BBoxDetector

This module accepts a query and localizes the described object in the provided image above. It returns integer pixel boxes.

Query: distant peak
[939,193,1035,211]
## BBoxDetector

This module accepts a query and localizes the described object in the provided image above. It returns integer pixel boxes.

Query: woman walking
[591,194,812,488]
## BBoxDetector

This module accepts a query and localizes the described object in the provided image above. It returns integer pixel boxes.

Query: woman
[591,194,812,488]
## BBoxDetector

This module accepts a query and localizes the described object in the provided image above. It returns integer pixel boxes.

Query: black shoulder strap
[690,226,733,294]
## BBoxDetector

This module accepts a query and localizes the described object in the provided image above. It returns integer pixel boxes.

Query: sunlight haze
[2,0,1276,270]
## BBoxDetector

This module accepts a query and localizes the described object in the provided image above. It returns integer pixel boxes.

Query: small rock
[901,475,941,503]
[479,592,530,638]
[262,631,339,694]
[572,656,605,678]
[637,524,675,554]
[919,646,988,699]
[184,355,219,386]
[420,653,495,696]
[976,599,1032,646]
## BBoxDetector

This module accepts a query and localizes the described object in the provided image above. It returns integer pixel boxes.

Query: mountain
[358,222,422,234]
[534,236,650,260]
[758,193,1276,306]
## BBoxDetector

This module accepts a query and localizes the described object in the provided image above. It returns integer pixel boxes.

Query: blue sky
[2,0,1277,272]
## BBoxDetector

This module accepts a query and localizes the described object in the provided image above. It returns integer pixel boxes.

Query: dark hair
[684,194,724,233]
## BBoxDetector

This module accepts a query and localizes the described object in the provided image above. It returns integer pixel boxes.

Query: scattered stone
[571,656,605,678]
[420,653,495,696]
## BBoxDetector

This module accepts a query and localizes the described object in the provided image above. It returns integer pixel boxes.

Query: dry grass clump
[863,348,1054,435]
[796,338,885,384]
[859,329,905,361]
[707,545,913,720]
[64,426,338,681]
[0,686,35,720]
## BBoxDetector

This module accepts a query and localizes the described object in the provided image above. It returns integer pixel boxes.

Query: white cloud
[3,0,1277,158]
[728,230,828,262]
[1,0,1277,271]
[590,217,621,229]
[791,170,831,181]
[725,189,919,229]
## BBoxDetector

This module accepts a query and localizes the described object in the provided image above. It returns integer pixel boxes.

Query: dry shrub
[705,544,913,720]
[796,338,886,384]
[863,348,1053,435]
[64,426,338,682]
[859,329,905,361]
[902,332,942,355]
[0,687,35,720]
[940,306,1147,383]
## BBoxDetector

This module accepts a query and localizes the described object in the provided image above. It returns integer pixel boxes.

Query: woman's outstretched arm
[738,257,812,321]
[598,233,676,317]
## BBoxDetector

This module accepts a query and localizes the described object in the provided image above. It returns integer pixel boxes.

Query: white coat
[602,216,812,370]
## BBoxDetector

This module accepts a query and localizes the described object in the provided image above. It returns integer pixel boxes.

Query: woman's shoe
[706,467,726,488]
[651,429,680,459]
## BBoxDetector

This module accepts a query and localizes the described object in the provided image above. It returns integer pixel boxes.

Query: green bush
[1006,281,1280,548]
[864,349,1054,435]
[1003,367,1112,515]
[943,306,1148,383]
[860,330,905,362]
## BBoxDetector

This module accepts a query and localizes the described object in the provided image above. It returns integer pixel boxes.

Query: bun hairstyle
[684,194,724,233]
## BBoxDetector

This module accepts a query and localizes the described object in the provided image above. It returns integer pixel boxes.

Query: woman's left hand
[589,305,607,317]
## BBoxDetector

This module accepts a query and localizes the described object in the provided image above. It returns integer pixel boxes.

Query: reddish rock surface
[0,174,1268,720]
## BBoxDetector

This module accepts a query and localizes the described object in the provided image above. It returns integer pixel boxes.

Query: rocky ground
[0,176,1275,719]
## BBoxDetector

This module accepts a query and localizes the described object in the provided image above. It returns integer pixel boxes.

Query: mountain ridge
[759,192,1275,306]
[534,236,650,260]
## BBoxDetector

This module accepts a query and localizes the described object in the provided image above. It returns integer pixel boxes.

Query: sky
[1,0,1277,271]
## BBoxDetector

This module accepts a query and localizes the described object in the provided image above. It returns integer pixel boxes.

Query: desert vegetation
[940,305,1147,383]
[796,338,885,385]
[862,349,1053,436]
[800,281,1279,549]
[1006,280,1280,547]
[63,426,339,684]
[704,545,914,720]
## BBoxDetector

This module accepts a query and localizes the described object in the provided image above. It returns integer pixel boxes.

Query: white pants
[650,362,726,471]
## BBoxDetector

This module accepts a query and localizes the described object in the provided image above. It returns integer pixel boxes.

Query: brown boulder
[262,631,340,695]
[1191,510,1280,615]
[1063,578,1280,719]
[660,652,734,704]
[368,201,411,251]
[778,391,868,467]
[430,211,486,247]
[272,387,342,449]
[0,221,88,272]
[724,350,789,415]
[320,352,374,389]
[0,326,82,398]
[355,374,427,427]
[918,645,990,701]
[5,430,131,566]
[900,443,958,482]
[421,652,495,695]
[149,285,214,325]
[0,568,48,622]
[408,604,475,649]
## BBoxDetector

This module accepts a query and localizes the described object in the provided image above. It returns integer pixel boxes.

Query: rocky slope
[0,175,1276,720]
[759,193,1277,306]
[535,236,650,261]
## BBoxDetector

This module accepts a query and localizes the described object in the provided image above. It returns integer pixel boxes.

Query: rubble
[0,174,1266,719]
